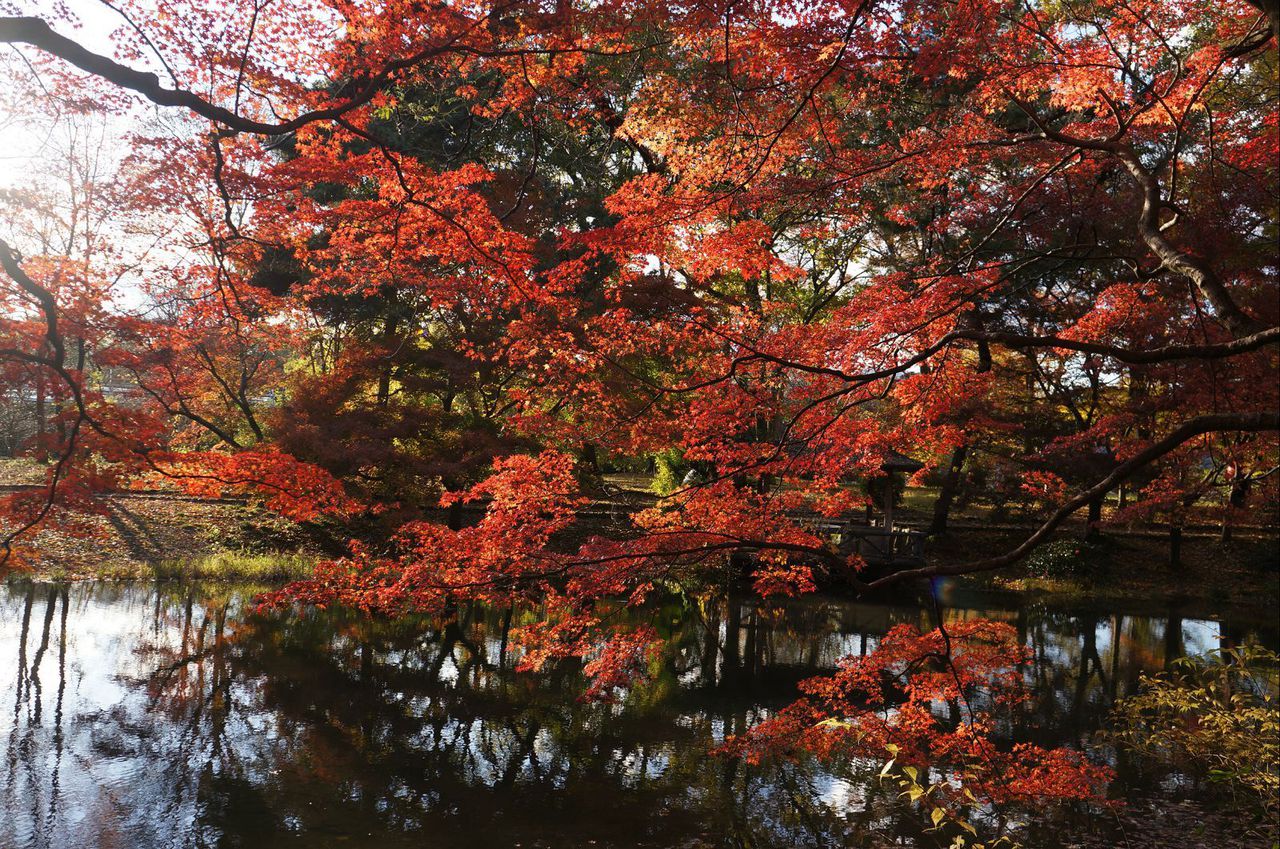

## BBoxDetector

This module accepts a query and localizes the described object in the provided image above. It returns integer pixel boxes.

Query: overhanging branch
[864,410,1280,589]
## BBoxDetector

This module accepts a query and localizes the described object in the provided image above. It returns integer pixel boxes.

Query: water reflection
[0,582,1273,849]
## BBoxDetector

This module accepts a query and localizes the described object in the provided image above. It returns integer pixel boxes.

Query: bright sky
[0,2,215,310]
[0,1,134,190]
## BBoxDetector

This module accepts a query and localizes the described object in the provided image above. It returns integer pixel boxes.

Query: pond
[1,580,1275,849]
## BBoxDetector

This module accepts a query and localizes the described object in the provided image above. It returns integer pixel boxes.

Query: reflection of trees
[0,582,1276,848]
[4,582,69,847]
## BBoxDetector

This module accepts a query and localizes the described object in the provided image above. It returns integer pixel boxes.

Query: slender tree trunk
[14,585,34,707]
[376,315,398,406]
[700,599,720,686]
[723,586,742,685]
[498,604,513,669]
[742,609,758,685]
[35,369,46,447]
[360,642,373,681]
[1164,614,1183,669]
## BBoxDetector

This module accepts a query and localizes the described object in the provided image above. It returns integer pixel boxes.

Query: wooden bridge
[811,517,927,568]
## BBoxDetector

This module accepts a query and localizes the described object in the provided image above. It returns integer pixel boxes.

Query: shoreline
[8,490,1276,618]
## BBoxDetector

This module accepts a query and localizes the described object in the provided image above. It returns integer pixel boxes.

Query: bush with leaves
[650,449,689,497]
[1108,644,1279,831]
[1025,538,1111,579]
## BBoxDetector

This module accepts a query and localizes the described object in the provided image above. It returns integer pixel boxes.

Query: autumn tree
[0,1,1277,827]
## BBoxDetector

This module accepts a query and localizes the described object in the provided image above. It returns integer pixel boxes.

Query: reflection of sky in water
[814,774,864,812]
[1182,619,1221,656]
[437,653,460,684]
[1,582,1275,849]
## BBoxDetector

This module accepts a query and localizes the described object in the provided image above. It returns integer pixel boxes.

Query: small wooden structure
[877,450,923,532]
[812,450,927,569]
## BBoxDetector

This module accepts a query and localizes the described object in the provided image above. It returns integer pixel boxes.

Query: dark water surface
[1,580,1275,849]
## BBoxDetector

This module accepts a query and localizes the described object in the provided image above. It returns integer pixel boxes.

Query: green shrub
[1108,644,1279,827]
[651,448,689,496]
[1025,538,1110,579]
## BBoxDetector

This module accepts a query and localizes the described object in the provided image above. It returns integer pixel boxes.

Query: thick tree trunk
[929,444,967,536]
[1084,495,1103,540]
[1116,150,1264,339]
[1245,0,1279,40]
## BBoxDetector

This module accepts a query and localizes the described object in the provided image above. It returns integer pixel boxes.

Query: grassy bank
[31,550,318,583]
[1,484,324,582]
[154,551,317,582]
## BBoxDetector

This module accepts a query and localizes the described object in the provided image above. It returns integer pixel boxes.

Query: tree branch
[865,411,1280,589]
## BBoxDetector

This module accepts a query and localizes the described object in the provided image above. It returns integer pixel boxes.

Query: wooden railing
[843,526,926,565]
[810,518,926,566]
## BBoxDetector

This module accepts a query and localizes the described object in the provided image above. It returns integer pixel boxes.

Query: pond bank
[7,491,322,580]
[936,526,1278,620]
[10,491,1277,617]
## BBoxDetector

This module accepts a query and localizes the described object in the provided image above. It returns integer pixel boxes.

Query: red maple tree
[1,0,1276,828]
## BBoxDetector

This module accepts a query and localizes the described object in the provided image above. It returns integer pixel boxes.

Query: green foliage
[651,448,689,496]
[1108,644,1279,825]
[1025,538,1110,579]
[874,744,1020,849]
